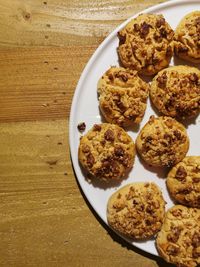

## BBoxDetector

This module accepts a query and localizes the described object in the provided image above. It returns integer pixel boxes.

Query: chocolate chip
[194,165,200,174]
[133,23,140,32]
[171,209,182,217]
[177,187,192,195]
[189,73,198,83]
[82,144,90,153]
[100,139,106,146]
[145,219,152,226]
[166,245,180,256]
[163,133,173,144]
[157,72,167,88]
[165,98,175,111]
[192,232,200,248]
[145,136,153,143]
[120,74,128,82]
[116,72,128,82]
[101,157,119,176]
[154,33,162,43]
[140,22,151,37]
[114,146,124,157]
[167,29,174,41]
[86,153,95,168]
[175,166,187,181]
[176,104,193,118]
[141,50,147,57]
[156,17,165,28]
[173,130,182,140]
[104,129,115,141]
[149,115,155,124]
[118,32,126,45]
[167,235,175,243]
[101,160,110,174]
[155,150,163,156]
[116,100,126,112]
[108,73,114,81]
[193,177,200,183]
[93,124,101,131]
[146,205,153,214]
[160,28,167,38]
[132,199,138,205]
[180,78,188,88]
[167,226,182,242]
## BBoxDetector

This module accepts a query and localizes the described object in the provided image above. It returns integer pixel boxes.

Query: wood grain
[0,0,166,47]
[0,0,173,266]
[0,47,96,122]
[0,120,170,267]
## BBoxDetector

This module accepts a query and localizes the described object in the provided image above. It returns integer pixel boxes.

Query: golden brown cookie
[167,156,200,208]
[156,205,200,267]
[97,67,149,127]
[107,182,165,239]
[78,123,135,182]
[118,13,174,75]
[136,116,189,167]
[174,11,200,63]
[150,65,200,119]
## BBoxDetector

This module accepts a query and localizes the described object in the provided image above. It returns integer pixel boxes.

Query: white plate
[69,0,200,257]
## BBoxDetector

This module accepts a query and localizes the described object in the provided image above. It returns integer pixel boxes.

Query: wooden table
[0,0,173,266]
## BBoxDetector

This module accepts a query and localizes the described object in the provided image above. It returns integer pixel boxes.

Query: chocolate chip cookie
[78,123,135,182]
[167,156,200,208]
[150,65,200,119]
[136,116,189,167]
[107,182,165,239]
[118,13,174,75]
[156,205,200,267]
[174,11,200,63]
[97,67,149,127]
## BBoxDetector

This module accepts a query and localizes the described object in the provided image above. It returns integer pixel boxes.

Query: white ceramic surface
[69,0,200,257]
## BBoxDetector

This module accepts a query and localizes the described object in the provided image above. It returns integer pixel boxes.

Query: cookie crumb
[77,122,86,132]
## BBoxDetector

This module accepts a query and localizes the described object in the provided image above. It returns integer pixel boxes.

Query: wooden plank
[0,47,96,122]
[0,0,172,265]
[0,0,166,123]
[0,119,169,266]
[0,0,166,47]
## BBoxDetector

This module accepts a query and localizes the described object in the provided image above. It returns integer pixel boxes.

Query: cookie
[107,182,165,239]
[117,13,174,75]
[167,156,200,208]
[136,116,189,167]
[150,65,200,119]
[174,11,200,63]
[156,205,200,267]
[97,67,149,127]
[78,123,135,182]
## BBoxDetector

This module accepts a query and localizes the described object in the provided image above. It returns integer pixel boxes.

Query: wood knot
[23,11,31,21]
[46,160,58,166]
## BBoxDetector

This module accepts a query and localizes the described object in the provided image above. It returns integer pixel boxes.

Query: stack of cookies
[78,11,200,267]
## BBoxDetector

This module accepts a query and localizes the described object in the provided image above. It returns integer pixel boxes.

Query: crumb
[77,122,86,132]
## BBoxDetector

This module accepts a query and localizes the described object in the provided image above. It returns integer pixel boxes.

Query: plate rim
[69,0,200,257]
